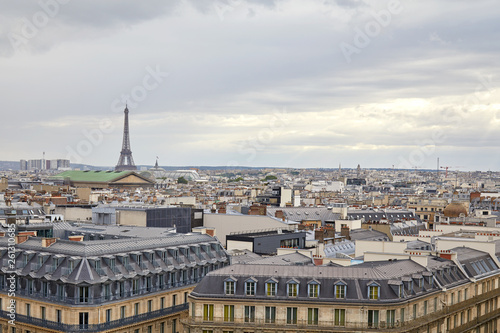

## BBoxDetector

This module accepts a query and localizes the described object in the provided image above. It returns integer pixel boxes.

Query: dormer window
[335,282,347,299]
[109,258,115,271]
[308,280,320,298]
[266,279,278,296]
[287,280,299,297]
[245,278,257,296]
[172,249,179,261]
[224,278,236,295]
[368,282,380,300]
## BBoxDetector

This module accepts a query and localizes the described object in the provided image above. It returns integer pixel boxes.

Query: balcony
[449,306,500,333]
[10,282,198,306]
[0,303,188,333]
[184,288,500,333]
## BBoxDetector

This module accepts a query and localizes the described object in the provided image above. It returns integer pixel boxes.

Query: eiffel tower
[115,105,137,171]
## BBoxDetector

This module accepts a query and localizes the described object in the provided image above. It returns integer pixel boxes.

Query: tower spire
[115,105,137,171]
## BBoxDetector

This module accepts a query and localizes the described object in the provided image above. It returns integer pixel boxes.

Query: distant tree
[229,177,244,182]
[261,175,277,181]
[177,177,188,184]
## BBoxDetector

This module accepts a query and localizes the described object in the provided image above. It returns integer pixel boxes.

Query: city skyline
[1,1,499,170]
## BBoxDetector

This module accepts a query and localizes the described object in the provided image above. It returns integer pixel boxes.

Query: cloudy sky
[1,0,499,170]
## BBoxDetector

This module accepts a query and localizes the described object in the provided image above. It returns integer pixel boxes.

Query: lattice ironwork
[115,105,137,171]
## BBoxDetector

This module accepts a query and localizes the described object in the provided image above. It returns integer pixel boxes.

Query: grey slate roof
[191,259,466,304]
[248,252,314,266]
[349,228,389,241]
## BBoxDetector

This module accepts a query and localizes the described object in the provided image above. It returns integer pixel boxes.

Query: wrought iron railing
[0,303,188,333]
[184,288,500,332]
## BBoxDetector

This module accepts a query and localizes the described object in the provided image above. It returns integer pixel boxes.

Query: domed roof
[443,202,468,218]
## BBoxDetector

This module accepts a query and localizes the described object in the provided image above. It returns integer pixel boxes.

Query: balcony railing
[0,303,188,333]
[11,282,196,305]
[183,317,402,331]
[449,306,500,333]
[184,288,500,333]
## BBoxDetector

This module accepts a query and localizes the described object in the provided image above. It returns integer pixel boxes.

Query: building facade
[185,253,500,333]
[0,229,229,332]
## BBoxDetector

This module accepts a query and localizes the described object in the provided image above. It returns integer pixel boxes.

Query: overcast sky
[1,0,499,170]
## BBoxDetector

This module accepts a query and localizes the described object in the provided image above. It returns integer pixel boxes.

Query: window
[224,280,235,295]
[27,280,33,294]
[387,310,395,328]
[119,281,125,297]
[57,284,64,300]
[451,293,455,305]
[147,325,152,333]
[56,309,62,323]
[203,304,214,321]
[132,279,139,295]
[25,304,31,317]
[42,281,49,297]
[79,312,89,329]
[458,290,462,302]
[368,310,379,328]
[172,294,177,306]
[134,302,139,315]
[184,291,188,303]
[146,276,152,292]
[334,309,345,326]
[245,281,256,296]
[335,283,346,299]
[79,286,89,303]
[265,306,276,323]
[161,297,165,309]
[424,300,428,315]
[41,306,46,320]
[287,282,298,297]
[413,304,417,319]
[244,306,255,323]
[171,319,176,333]
[106,309,111,322]
[148,300,153,312]
[266,282,277,296]
[104,284,111,300]
[308,308,319,325]
[224,305,234,322]
[398,284,404,298]
[400,308,405,323]
[286,307,297,324]
[368,284,379,300]
[308,283,319,298]
[159,274,165,289]
[160,322,165,333]
[120,306,126,319]
[464,288,468,300]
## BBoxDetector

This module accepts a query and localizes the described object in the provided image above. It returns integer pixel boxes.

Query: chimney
[275,210,284,219]
[15,235,30,244]
[42,237,58,247]
[341,226,350,240]
[69,235,84,242]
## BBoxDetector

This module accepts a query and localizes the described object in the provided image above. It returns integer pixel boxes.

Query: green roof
[50,170,133,183]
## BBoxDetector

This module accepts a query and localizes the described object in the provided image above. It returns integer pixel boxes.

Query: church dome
[443,202,468,218]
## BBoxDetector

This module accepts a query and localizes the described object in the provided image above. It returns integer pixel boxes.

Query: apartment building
[0,227,229,332]
[185,249,500,333]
